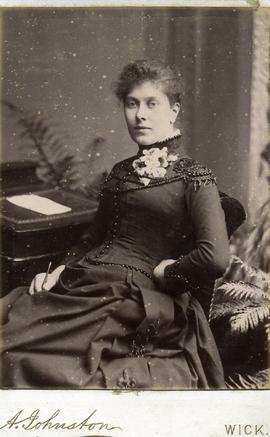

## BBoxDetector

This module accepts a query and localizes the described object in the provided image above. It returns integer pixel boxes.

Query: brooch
[132,146,178,186]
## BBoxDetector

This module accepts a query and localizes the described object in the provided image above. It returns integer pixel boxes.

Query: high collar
[137,132,187,158]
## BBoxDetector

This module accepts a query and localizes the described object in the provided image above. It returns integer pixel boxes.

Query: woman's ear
[171,102,180,123]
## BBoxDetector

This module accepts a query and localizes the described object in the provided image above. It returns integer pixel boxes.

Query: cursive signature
[0,409,123,433]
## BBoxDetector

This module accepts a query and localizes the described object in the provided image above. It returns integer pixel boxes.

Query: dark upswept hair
[114,59,182,105]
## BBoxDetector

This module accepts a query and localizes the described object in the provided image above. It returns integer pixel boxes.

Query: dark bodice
[86,166,195,273]
[76,136,234,293]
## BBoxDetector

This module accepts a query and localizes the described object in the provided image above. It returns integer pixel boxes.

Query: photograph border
[0,1,269,436]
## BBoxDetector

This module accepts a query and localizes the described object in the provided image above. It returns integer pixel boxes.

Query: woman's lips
[134,126,151,131]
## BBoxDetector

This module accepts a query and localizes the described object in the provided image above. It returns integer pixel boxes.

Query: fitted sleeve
[164,177,230,294]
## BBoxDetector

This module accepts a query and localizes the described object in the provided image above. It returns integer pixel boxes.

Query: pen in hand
[41,261,52,290]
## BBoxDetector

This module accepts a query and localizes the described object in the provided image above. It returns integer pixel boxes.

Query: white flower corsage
[132,147,178,186]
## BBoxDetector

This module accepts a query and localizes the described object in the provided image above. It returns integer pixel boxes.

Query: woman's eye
[148,101,157,108]
[125,100,136,108]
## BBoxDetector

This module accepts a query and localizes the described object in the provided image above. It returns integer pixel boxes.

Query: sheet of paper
[6,194,72,216]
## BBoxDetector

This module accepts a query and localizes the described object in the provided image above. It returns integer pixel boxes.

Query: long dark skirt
[1,262,224,389]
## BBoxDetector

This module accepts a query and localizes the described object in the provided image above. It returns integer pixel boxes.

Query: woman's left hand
[153,259,175,289]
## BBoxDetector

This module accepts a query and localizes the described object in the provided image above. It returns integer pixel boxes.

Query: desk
[0,188,97,295]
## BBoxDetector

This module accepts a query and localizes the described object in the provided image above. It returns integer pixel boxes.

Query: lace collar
[133,131,188,186]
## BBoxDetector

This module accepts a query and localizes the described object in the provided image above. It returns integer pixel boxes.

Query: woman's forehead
[127,80,167,100]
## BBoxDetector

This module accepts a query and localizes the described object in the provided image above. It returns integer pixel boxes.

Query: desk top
[0,188,97,232]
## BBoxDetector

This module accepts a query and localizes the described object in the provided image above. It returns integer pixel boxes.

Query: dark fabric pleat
[1,263,224,389]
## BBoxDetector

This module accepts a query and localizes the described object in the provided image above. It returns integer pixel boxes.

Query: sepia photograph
[0,3,269,395]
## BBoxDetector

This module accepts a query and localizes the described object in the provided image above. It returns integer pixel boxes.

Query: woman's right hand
[153,259,175,289]
[29,265,65,295]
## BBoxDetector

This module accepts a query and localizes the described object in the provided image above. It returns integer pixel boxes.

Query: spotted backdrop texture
[2,8,261,215]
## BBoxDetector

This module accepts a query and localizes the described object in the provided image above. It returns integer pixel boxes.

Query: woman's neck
[137,129,180,148]
[137,129,182,154]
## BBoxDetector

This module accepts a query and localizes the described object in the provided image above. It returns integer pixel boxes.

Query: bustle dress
[1,135,231,389]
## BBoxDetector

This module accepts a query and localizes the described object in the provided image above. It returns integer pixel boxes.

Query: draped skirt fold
[0,263,224,389]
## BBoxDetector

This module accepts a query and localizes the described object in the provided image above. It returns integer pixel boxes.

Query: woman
[1,60,243,389]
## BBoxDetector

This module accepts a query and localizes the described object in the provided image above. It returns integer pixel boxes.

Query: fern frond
[229,305,269,334]
[210,300,253,321]
[1,100,76,187]
[226,369,270,389]
[265,322,270,343]
[215,281,269,302]
[2,99,108,200]
[226,376,245,389]
[222,255,269,289]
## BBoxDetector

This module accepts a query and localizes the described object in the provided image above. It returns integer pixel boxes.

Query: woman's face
[124,81,180,146]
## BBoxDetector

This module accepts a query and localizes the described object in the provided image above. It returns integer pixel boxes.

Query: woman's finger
[42,274,58,291]
[34,273,47,292]
[51,265,66,280]
[29,279,35,295]
[28,273,45,295]
[158,259,175,270]
[28,266,65,295]
[42,265,65,290]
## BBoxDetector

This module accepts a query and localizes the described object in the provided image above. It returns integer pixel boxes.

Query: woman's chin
[131,133,157,146]
[137,140,155,147]
[130,129,177,147]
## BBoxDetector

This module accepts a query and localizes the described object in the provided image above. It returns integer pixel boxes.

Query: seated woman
[0,59,245,389]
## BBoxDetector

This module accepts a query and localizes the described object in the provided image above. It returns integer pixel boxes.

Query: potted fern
[210,142,270,389]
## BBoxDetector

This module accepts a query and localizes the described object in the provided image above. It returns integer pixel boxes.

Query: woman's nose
[136,105,147,121]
